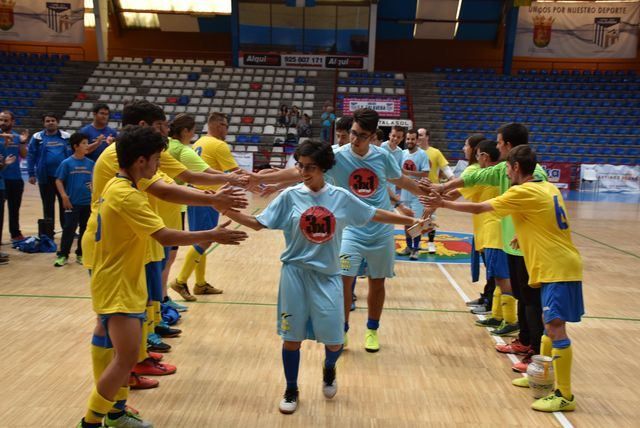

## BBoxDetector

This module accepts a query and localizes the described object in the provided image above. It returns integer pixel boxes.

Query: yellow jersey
[83,144,187,269]
[91,176,165,314]
[458,164,501,250]
[489,181,583,286]
[192,135,238,190]
[425,146,449,184]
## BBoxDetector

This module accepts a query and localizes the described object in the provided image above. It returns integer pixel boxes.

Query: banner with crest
[514,1,640,58]
[0,0,84,43]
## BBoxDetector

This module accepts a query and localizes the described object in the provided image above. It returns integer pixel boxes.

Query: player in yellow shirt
[422,145,584,413]
[77,126,248,428]
[171,112,242,299]
[418,127,454,253]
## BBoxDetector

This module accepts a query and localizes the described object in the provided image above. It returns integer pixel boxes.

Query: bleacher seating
[433,68,640,165]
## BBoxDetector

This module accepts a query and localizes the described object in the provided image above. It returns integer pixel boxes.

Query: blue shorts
[99,312,146,343]
[277,263,344,345]
[541,281,584,324]
[187,205,219,231]
[340,234,395,279]
[145,261,163,302]
[484,248,510,280]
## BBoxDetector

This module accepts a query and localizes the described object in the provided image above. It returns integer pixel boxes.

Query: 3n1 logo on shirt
[299,206,336,244]
[349,168,379,198]
[403,159,417,171]
[553,195,569,230]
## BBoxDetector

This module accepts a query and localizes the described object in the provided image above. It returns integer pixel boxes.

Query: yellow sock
[137,306,153,363]
[553,344,573,399]
[195,253,207,285]
[501,293,517,324]
[177,247,200,283]
[85,387,115,423]
[153,300,162,328]
[541,334,552,357]
[491,287,503,320]
[91,341,114,383]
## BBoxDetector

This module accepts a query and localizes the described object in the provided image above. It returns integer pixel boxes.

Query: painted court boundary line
[436,263,574,428]
[571,230,640,260]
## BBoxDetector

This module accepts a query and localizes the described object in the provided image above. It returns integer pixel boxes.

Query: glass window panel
[117,0,231,14]
[303,6,336,53]
[122,12,159,28]
[271,4,303,50]
[337,6,369,54]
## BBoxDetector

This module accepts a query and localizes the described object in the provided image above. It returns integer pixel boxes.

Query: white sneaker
[427,242,436,254]
[279,388,299,414]
[409,249,419,260]
[322,366,337,398]
[105,412,153,428]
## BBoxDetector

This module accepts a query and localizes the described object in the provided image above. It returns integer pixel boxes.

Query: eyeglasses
[295,162,319,172]
[475,151,488,160]
[350,129,371,141]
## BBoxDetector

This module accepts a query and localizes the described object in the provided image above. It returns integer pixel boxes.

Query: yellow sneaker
[194,282,223,295]
[531,390,576,412]
[170,280,197,301]
[364,329,380,353]
[512,376,530,388]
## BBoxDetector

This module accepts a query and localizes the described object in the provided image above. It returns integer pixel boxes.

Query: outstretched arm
[224,210,266,231]
[151,220,248,247]
[420,190,493,215]
[389,175,429,196]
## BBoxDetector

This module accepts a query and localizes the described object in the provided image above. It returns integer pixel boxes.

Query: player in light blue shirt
[247,109,429,354]
[398,129,431,260]
[379,125,405,168]
[226,139,422,415]
[54,132,94,266]
[79,103,118,161]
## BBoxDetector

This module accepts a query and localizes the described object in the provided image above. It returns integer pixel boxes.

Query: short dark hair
[477,139,500,162]
[116,125,167,169]
[335,116,353,132]
[391,125,406,135]
[1,110,15,120]
[375,129,384,141]
[92,103,110,114]
[406,128,418,138]
[506,144,537,176]
[207,112,228,124]
[69,132,88,150]
[353,108,379,134]
[122,100,165,127]
[466,133,485,164]
[42,112,59,122]
[169,113,196,139]
[294,139,335,172]
[498,123,528,148]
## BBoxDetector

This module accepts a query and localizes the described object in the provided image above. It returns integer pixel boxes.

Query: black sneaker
[155,324,182,338]
[279,388,299,414]
[491,321,520,337]
[147,335,172,353]
[322,365,337,398]
[466,296,486,307]
[475,317,503,327]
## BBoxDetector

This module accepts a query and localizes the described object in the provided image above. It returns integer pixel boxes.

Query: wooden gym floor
[0,185,639,427]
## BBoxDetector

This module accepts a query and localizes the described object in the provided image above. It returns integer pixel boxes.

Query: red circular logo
[403,159,417,171]
[348,168,379,198]
[299,206,336,244]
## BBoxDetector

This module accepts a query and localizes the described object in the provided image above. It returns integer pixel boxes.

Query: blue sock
[405,234,413,250]
[367,318,380,330]
[282,347,300,390]
[413,236,421,250]
[113,400,126,411]
[325,346,343,369]
[552,338,571,349]
[344,321,349,332]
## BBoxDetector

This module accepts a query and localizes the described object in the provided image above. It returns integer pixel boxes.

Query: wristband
[394,202,401,208]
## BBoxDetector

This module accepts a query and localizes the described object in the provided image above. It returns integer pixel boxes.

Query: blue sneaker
[164,297,188,312]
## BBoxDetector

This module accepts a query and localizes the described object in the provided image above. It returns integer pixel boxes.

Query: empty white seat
[230,116,241,124]
[254,117,265,125]
[228,125,240,133]
[263,125,275,135]
[232,144,244,151]
[338,86,347,93]
[395,88,405,95]
[359,87,370,94]
[303,101,313,109]
[384,88,394,95]
[256,108,267,116]
[265,117,277,126]
[246,146,258,152]
[229,82,240,89]
[164,105,176,113]
[373,87,383,94]
[246,99,257,107]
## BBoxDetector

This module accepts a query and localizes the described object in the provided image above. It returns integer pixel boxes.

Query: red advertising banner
[343,97,401,118]
[541,162,573,189]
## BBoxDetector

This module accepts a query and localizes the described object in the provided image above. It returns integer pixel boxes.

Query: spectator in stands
[289,106,301,128]
[320,106,336,143]
[373,129,384,147]
[27,112,71,229]
[0,110,29,242]
[278,104,290,129]
[79,103,118,162]
[334,115,353,148]
[0,138,16,264]
[296,113,312,138]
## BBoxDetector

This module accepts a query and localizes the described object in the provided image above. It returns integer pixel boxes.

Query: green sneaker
[364,329,380,353]
[531,390,576,412]
[475,317,502,328]
[54,256,68,267]
[512,376,530,388]
[105,411,153,427]
[76,255,83,265]
[491,321,520,337]
[396,246,412,256]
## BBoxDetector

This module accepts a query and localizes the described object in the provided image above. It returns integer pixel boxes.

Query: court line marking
[571,230,640,260]
[436,263,574,428]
